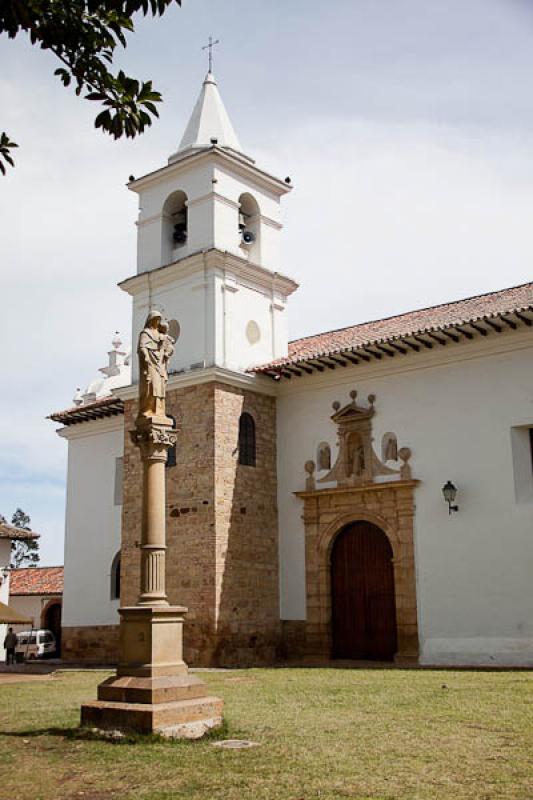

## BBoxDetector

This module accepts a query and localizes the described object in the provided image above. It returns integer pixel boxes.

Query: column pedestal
[81,606,223,738]
[80,417,223,738]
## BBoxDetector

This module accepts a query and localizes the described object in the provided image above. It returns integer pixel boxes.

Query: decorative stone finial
[112,331,122,351]
[349,390,357,401]
[304,459,316,491]
[399,447,412,480]
[73,388,83,407]
[332,401,341,411]
[368,394,376,407]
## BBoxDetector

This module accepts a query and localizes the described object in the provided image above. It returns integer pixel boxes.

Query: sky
[1,0,533,565]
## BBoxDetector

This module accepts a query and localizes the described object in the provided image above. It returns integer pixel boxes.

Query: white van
[15,629,57,660]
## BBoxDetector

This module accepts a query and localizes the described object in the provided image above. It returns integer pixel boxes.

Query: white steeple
[169,72,244,163]
[125,68,298,375]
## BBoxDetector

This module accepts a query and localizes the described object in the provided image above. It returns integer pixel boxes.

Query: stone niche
[295,390,419,664]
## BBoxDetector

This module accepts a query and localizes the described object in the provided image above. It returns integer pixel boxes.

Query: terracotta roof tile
[9,566,64,596]
[0,523,39,542]
[254,281,533,373]
[48,396,124,426]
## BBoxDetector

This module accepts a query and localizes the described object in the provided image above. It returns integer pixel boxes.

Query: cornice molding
[136,213,160,228]
[259,214,283,231]
[118,248,299,299]
[128,146,292,197]
[57,414,124,441]
[275,329,533,397]
[186,191,240,211]
[115,366,278,400]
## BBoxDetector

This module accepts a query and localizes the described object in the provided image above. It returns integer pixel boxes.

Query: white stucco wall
[60,417,123,627]
[126,255,293,383]
[276,331,533,666]
[8,594,61,629]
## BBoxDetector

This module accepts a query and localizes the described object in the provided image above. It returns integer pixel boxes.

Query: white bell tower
[120,69,298,379]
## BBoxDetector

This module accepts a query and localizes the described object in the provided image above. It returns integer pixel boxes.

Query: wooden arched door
[331,521,397,660]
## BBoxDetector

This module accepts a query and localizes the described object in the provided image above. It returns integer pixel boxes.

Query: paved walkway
[0,671,56,684]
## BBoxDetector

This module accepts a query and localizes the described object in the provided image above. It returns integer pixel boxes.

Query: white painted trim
[115,366,277,400]
[186,191,240,211]
[421,637,533,667]
[129,147,292,197]
[259,214,283,231]
[57,415,124,441]
[118,248,298,299]
[275,329,533,397]
[136,213,161,228]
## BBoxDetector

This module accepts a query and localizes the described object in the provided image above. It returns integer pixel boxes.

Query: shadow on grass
[1,718,232,746]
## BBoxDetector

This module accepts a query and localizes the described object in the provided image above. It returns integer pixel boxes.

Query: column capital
[130,420,177,462]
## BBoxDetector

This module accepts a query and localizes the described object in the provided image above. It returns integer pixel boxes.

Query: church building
[49,70,533,668]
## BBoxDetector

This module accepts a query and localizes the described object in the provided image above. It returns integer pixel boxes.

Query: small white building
[9,567,63,650]
[50,70,533,668]
[0,523,40,661]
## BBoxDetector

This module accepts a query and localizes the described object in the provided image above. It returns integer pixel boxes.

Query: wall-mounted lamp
[442,480,459,514]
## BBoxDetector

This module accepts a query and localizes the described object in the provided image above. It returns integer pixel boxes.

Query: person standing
[3,627,17,665]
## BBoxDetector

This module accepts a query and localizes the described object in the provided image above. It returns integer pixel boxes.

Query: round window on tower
[246,320,261,345]
[168,319,181,342]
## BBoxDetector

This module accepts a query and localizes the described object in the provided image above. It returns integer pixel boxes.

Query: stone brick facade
[62,624,120,663]
[120,380,280,666]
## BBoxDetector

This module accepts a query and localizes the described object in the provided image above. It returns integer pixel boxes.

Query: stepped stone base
[81,694,223,738]
[96,673,208,704]
[80,604,223,739]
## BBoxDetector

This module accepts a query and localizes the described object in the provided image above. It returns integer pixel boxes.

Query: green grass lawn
[0,668,531,800]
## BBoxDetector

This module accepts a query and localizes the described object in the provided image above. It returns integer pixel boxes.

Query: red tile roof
[254,281,533,377]
[48,396,124,426]
[0,523,39,542]
[9,566,64,596]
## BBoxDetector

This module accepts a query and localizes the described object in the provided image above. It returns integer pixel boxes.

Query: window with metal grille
[238,412,256,467]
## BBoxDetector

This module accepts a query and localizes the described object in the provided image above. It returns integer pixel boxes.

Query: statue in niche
[137,310,176,421]
[309,390,413,489]
[382,432,398,462]
[353,443,366,477]
[317,442,331,471]
[347,432,366,479]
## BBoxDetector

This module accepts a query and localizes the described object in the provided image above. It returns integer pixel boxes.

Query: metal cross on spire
[202,35,220,73]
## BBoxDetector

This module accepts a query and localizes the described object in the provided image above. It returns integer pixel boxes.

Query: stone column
[81,311,223,737]
[132,420,176,606]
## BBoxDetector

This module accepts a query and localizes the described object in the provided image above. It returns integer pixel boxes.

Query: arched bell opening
[238,192,260,261]
[161,189,188,265]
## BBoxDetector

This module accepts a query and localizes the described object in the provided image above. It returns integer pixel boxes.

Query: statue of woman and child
[137,310,176,422]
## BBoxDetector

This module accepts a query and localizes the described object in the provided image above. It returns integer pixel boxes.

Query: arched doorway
[43,602,62,656]
[331,521,397,660]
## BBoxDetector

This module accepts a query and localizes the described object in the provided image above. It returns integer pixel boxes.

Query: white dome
[78,335,131,406]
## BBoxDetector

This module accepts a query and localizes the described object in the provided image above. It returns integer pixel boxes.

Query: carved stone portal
[296,390,419,664]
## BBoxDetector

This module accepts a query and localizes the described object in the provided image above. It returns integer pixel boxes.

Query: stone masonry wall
[119,380,280,666]
[213,383,280,665]
[62,625,119,663]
